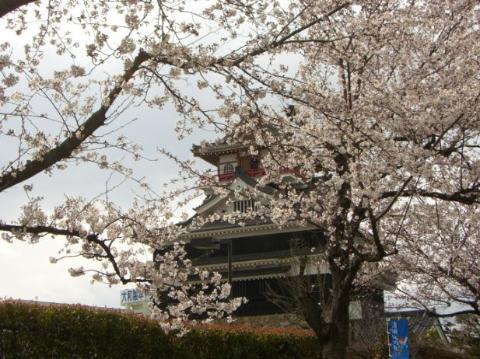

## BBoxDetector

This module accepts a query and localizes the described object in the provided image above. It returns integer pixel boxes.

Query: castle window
[223,163,235,174]
[234,199,255,213]
[218,162,236,181]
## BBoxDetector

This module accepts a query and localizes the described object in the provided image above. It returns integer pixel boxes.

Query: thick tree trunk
[318,264,359,359]
[321,294,350,359]
[302,272,352,359]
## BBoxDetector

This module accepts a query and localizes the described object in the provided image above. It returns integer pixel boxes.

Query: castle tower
[182,141,328,316]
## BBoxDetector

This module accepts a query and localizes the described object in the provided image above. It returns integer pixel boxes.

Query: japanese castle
[182,140,344,317]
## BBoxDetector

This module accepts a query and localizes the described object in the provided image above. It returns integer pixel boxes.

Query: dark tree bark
[0,0,36,18]
[267,252,362,359]
[297,270,355,359]
[320,266,357,359]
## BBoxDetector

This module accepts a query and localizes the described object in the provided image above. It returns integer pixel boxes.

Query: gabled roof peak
[191,142,247,156]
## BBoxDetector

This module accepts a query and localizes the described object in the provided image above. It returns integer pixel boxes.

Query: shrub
[0,301,319,358]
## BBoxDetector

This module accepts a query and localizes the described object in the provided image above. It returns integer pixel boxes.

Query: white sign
[120,289,147,305]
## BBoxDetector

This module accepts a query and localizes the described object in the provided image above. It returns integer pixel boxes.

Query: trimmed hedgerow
[0,301,172,358]
[0,301,319,359]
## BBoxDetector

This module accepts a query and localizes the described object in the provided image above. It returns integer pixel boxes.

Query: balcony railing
[246,168,266,177]
[217,167,299,182]
[218,172,235,181]
[217,169,265,182]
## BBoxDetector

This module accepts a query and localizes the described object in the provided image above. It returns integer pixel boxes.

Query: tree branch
[221,2,350,67]
[0,49,150,193]
[381,188,479,205]
[0,223,144,285]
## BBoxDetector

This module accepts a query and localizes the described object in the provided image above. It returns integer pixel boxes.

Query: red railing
[218,172,235,181]
[246,168,266,177]
[217,167,300,182]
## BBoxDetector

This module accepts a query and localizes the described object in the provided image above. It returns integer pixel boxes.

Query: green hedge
[0,301,319,358]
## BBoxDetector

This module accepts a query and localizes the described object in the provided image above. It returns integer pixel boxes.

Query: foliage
[182,1,480,356]
[0,301,320,359]
[449,315,480,357]
[196,322,315,337]
[0,0,351,336]
[2,1,480,358]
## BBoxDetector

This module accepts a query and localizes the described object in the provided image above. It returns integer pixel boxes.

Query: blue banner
[387,318,410,359]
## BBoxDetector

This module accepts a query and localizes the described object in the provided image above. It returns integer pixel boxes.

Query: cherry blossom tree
[182,1,480,357]
[3,0,480,357]
[0,0,354,338]
[393,202,480,317]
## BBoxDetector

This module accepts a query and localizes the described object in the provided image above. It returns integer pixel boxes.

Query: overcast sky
[0,2,292,308]
[0,93,220,307]
[0,35,221,308]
